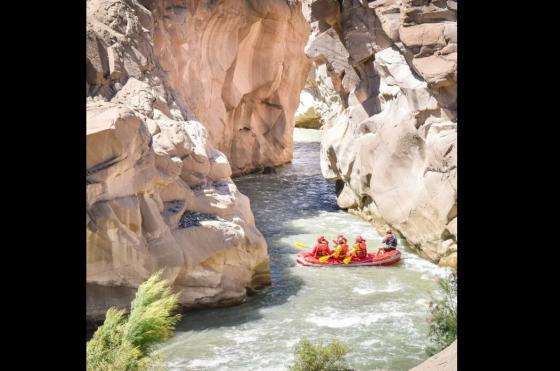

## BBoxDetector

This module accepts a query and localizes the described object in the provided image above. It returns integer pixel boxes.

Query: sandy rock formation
[304,0,457,267]
[147,0,311,175]
[87,0,317,321]
[410,340,457,371]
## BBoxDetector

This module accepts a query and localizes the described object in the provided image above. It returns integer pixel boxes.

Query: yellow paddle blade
[319,255,331,263]
[343,256,352,264]
[294,242,309,249]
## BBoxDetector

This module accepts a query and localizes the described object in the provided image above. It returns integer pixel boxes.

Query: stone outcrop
[85,0,315,320]
[303,0,457,268]
[148,0,311,175]
[410,340,457,371]
[87,0,310,176]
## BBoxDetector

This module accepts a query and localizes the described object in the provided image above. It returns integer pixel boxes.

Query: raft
[296,250,401,267]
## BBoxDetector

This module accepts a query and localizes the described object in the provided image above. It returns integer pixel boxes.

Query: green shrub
[295,107,323,129]
[86,271,182,371]
[289,339,352,371]
[426,272,457,356]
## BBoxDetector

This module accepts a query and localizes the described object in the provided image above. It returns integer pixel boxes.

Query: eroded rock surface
[303,0,457,267]
[149,0,311,175]
[86,0,318,320]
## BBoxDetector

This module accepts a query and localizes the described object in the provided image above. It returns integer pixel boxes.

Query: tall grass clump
[426,272,457,356]
[289,338,352,371]
[86,271,181,370]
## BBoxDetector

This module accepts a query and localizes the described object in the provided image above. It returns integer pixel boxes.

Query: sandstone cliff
[303,0,457,268]
[150,0,311,175]
[85,0,309,321]
[410,340,457,371]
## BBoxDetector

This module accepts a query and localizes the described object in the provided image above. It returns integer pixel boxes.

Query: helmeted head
[337,235,347,244]
[318,236,327,244]
[356,235,366,243]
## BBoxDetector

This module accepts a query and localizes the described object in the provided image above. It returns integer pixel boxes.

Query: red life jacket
[313,243,330,257]
[333,244,348,258]
[354,242,367,258]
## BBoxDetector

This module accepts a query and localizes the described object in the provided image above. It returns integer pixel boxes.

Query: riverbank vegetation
[86,271,181,371]
[289,339,352,371]
[426,272,457,355]
[294,107,323,129]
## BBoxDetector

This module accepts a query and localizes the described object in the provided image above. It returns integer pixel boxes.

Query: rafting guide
[377,230,398,255]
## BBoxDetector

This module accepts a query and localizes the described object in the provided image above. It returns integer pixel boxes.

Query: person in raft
[311,236,331,259]
[351,235,368,260]
[377,230,398,255]
[331,235,350,261]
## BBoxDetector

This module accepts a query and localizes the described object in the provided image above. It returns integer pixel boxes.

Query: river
[157,128,450,371]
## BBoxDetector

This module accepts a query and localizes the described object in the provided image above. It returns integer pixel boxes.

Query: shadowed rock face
[85,0,314,320]
[303,0,457,268]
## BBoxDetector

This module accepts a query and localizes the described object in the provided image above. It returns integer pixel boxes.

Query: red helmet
[337,235,347,244]
[317,236,327,243]
[356,235,366,242]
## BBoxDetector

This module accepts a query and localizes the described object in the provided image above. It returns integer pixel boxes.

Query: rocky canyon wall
[303,0,457,268]
[85,0,309,321]
[150,0,311,175]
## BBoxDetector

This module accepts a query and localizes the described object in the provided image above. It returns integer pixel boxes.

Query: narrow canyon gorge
[86,1,457,368]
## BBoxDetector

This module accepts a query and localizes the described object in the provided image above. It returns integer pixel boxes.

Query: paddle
[343,245,359,264]
[294,242,309,249]
[343,249,356,264]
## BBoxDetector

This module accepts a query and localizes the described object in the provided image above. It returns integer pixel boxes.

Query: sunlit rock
[86,0,319,321]
[305,0,457,268]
